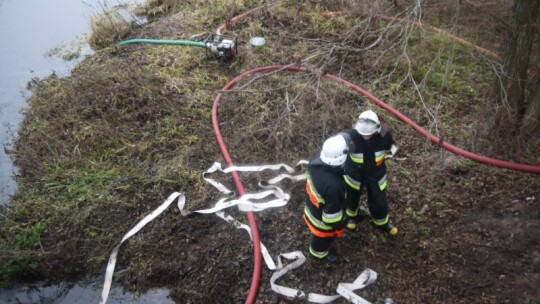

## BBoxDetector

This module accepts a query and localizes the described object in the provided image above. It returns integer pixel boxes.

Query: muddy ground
[2,1,540,303]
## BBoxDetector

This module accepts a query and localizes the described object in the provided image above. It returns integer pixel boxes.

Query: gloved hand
[385,144,399,159]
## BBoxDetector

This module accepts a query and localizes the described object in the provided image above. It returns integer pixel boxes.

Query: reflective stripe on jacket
[304,156,347,237]
[343,128,394,184]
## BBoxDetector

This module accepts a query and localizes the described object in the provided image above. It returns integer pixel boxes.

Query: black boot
[310,252,338,263]
[319,253,338,263]
[346,209,369,231]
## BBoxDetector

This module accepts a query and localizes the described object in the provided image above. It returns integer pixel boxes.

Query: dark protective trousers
[310,234,335,256]
[346,179,388,221]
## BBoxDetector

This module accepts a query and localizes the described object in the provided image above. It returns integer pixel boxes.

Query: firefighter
[343,110,399,236]
[304,134,351,262]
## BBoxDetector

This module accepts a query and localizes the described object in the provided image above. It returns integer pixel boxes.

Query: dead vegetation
[1,0,539,303]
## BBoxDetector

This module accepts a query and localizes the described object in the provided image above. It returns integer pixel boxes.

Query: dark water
[0,281,174,304]
[0,0,174,302]
[0,0,93,205]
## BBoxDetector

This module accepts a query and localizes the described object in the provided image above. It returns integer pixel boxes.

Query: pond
[0,0,88,204]
[0,0,144,205]
[0,0,174,302]
[0,280,174,304]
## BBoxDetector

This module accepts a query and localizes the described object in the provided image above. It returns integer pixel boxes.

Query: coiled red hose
[212,8,538,304]
[212,65,540,303]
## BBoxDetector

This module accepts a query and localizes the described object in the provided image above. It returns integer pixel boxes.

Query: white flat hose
[99,161,378,304]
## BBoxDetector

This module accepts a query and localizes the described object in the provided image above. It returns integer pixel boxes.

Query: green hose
[118,38,206,48]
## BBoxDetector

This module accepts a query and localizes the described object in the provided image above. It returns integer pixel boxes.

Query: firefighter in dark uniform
[343,110,399,235]
[304,134,351,262]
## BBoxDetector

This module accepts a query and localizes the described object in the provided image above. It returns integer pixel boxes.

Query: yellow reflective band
[346,208,358,217]
[304,207,333,230]
[344,175,360,190]
[322,210,343,224]
[350,153,364,164]
[309,247,328,259]
[306,172,325,204]
[373,214,389,226]
[378,174,388,191]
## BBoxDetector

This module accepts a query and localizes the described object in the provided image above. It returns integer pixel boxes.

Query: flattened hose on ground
[214,7,539,304]
[212,64,540,304]
[160,7,540,304]
[118,38,206,48]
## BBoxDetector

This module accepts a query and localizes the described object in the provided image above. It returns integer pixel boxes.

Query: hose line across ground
[212,64,540,303]
[118,38,206,48]
[212,73,264,304]
[94,5,539,304]
[211,8,538,304]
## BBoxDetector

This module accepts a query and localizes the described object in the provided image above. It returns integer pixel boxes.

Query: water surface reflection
[0,280,174,303]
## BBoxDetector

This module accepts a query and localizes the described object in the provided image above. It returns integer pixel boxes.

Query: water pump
[204,34,237,60]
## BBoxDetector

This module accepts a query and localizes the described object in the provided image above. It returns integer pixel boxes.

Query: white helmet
[355,110,381,136]
[320,135,348,166]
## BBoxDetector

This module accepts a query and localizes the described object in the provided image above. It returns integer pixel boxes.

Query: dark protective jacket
[303,156,347,238]
[343,128,394,189]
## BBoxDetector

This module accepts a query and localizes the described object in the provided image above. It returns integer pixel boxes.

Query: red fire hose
[212,8,538,304]
[211,72,263,304]
[212,65,540,303]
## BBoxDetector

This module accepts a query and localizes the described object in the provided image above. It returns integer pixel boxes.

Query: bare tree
[496,0,539,136]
